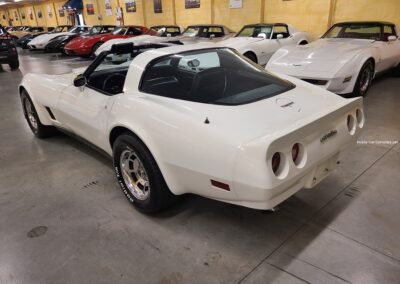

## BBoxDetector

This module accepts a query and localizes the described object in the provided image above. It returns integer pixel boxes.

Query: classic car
[150,25,183,37]
[44,25,115,53]
[219,23,310,65]
[0,26,19,69]
[19,42,364,213]
[9,26,45,38]
[63,25,147,57]
[94,26,184,56]
[175,24,235,44]
[267,21,400,96]
[27,25,87,50]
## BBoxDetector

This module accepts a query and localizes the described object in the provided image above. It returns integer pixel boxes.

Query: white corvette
[267,21,400,96]
[28,26,90,50]
[20,42,364,213]
[219,23,310,65]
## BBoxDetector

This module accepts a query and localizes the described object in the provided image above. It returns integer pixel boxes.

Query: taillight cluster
[347,108,364,135]
[270,143,306,178]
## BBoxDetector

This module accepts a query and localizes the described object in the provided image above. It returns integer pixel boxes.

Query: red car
[64,26,148,57]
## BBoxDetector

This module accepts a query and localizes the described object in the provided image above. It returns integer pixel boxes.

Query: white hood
[29,32,74,45]
[218,37,264,49]
[267,38,374,77]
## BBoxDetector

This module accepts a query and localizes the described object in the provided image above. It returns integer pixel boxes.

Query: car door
[377,25,400,71]
[56,51,132,149]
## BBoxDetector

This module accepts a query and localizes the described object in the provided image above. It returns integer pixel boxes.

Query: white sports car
[219,23,310,65]
[28,26,90,50]
[267,21,400,96]
[20,42,364,213]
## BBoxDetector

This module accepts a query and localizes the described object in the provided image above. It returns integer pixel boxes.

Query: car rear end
[232,95,364,210]
[0,36,19,68]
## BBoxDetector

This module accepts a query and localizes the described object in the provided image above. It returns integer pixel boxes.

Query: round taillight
[347,114,356,134]
[292,143,300,163]
[271,152,281,174]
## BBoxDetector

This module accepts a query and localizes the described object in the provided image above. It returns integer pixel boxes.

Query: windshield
[323,23,382,40]
[89,26,103,35]
[141,48,294,105]
[183,27,200,37]
[236,25,273,38]
[113,27,127,35]
[145,28,161,36]
[53,26,68,33]
[69,27,83,33]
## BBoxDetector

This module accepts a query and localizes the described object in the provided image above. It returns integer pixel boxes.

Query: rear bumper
[229,153,339,210]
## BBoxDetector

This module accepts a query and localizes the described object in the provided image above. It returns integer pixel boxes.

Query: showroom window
[140,48,293,105]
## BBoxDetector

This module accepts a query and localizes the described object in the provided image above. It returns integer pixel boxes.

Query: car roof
[333,21,395,26]
[243,23,288,26]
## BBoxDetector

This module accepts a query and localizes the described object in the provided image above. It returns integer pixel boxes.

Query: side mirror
[257,33,267,39]
[166,33,171,37]
[388,35,397,42]
[74,74,87,87]
[276,34,284,40]
[209,34,215,39]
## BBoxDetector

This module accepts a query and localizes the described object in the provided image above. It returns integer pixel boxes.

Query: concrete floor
[0,49,399,284]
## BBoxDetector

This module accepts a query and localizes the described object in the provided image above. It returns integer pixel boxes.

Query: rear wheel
[392,63,400,77]
[352,60,374,97]
[243,52,257,63]
[9,60,19,70]
[113,133,177,213]
[21,90,56,138]
[298,40,308,45]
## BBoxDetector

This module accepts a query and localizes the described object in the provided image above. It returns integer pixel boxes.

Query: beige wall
[1,0,400,40]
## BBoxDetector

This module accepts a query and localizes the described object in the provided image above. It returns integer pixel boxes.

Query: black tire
[21,90,57,138]
[113,134,177,213]
[299,40,308,45]
[352,60,374,97]
[244,52,257,63]
[91,42,103,58]
[9,60,19,70]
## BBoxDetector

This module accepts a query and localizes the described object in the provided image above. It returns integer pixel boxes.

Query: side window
[383,25,397,41]
[166,27,180,34]
[141,51,222,100]
[86,52,134,95]
[209,27,224,37]
[272,25,289,39]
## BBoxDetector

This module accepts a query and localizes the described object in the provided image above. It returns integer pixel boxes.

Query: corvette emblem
[320,130,338,143]
[276,98,301,112]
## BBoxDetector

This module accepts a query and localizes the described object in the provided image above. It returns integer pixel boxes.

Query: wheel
[21,90,57,138]
[113,134,177,213]
[91,42,103,58]
[352,60,374,97]
[9,60,19,70]
[299,40,308,45]
[243,52,257,63]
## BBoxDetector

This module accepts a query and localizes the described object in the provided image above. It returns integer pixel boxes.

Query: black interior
[87,68,128,95]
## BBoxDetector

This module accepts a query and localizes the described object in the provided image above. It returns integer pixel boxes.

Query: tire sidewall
[21,92,40,135]
[354,61,374,97]
[113,135,158,211]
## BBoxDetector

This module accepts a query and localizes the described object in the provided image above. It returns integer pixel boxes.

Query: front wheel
[113,134,177,213]
[21,91,57,138]
[352,60,374,97]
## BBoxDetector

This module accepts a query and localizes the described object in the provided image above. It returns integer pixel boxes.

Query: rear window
[140,48,294,105]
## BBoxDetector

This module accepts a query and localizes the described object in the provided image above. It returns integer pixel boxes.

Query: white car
[19,42,364,213]
[95,24,234,56]
[28,26,90,50]
[219,23,310,65]
[267,21,400,96]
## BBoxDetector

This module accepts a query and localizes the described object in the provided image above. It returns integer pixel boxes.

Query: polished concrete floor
[0,49,399,284]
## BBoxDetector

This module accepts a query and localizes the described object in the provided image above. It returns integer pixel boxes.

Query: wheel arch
[108,125,183,195]
[19,84,53,125]
[243,50,258,63]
